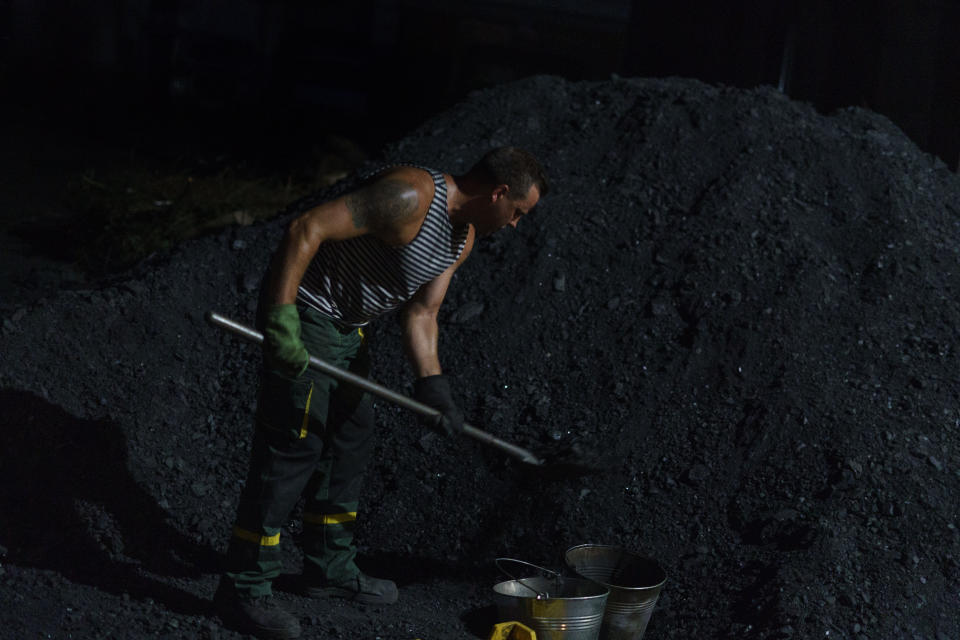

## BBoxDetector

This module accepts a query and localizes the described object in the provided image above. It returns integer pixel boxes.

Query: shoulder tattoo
[345,178,419,231]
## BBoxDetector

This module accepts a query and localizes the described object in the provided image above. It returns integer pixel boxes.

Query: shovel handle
[206,311,544,466]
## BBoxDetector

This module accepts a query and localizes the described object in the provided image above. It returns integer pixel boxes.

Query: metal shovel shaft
[206,311,544,466]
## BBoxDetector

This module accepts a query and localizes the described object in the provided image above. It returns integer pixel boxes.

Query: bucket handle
[495,557,562,600]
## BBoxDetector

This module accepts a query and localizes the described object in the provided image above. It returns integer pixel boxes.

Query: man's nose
[508,218,520,229]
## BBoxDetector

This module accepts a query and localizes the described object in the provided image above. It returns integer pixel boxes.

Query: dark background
[3,0,959,169]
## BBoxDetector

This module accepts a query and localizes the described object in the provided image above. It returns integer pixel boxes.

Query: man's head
[465,146,549,236]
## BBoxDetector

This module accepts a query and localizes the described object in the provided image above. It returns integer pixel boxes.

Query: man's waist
[296,302,367,334]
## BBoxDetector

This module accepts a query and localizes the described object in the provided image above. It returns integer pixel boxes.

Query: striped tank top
[297,166,470,326]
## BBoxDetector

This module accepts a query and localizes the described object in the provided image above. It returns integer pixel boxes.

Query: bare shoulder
[381,165,436,195]
[344,166,434,236]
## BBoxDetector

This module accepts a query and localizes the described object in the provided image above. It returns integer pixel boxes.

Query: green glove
[262,304,310,377]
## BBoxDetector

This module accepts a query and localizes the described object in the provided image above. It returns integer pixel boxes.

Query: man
[214,146,548,639]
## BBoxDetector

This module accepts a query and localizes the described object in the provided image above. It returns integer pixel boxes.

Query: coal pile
[2,75,959,639]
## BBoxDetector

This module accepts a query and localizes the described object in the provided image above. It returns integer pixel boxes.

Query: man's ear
[491,184,510,202]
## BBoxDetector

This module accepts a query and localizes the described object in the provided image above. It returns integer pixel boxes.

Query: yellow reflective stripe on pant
[303,511,357,526]
[232,526,281,546]
[300,382,314,439]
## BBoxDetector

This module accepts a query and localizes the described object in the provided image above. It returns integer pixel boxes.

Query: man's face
[475,184,541,237]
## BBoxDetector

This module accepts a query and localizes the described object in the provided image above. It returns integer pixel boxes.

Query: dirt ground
[1,75,959,640]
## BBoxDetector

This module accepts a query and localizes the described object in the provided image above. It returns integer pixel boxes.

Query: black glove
[413,374,464,437]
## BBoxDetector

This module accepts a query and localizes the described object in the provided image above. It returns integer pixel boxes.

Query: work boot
[214,581,301,639]
[304,571,398,605]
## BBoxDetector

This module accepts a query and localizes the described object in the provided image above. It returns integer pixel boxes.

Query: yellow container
[489,620,538,640]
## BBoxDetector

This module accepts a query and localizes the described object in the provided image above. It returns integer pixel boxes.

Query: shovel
[205,311,547,466]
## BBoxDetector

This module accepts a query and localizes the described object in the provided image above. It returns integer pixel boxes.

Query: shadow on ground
[0,389,220,615]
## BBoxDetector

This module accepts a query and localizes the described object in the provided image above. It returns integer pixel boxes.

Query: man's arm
[264,173,424,305]
[400,226,475,375]
[402,227,475,436]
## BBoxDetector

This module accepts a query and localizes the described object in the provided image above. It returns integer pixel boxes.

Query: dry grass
[66,136,364,274]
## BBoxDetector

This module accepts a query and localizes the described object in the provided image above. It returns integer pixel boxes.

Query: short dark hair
[473,146,549,199]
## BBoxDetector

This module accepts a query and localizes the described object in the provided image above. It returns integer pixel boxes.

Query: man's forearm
[402,309,442,378]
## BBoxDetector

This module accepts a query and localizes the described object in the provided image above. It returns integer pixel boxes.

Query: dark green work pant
[224,305,374,598]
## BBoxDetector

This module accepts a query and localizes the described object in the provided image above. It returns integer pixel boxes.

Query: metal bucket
[493,558,609,640]
[564,545,667,640]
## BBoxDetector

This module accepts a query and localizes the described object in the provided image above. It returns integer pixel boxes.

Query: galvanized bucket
[564,545,667,640]
[493,558,609,640]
